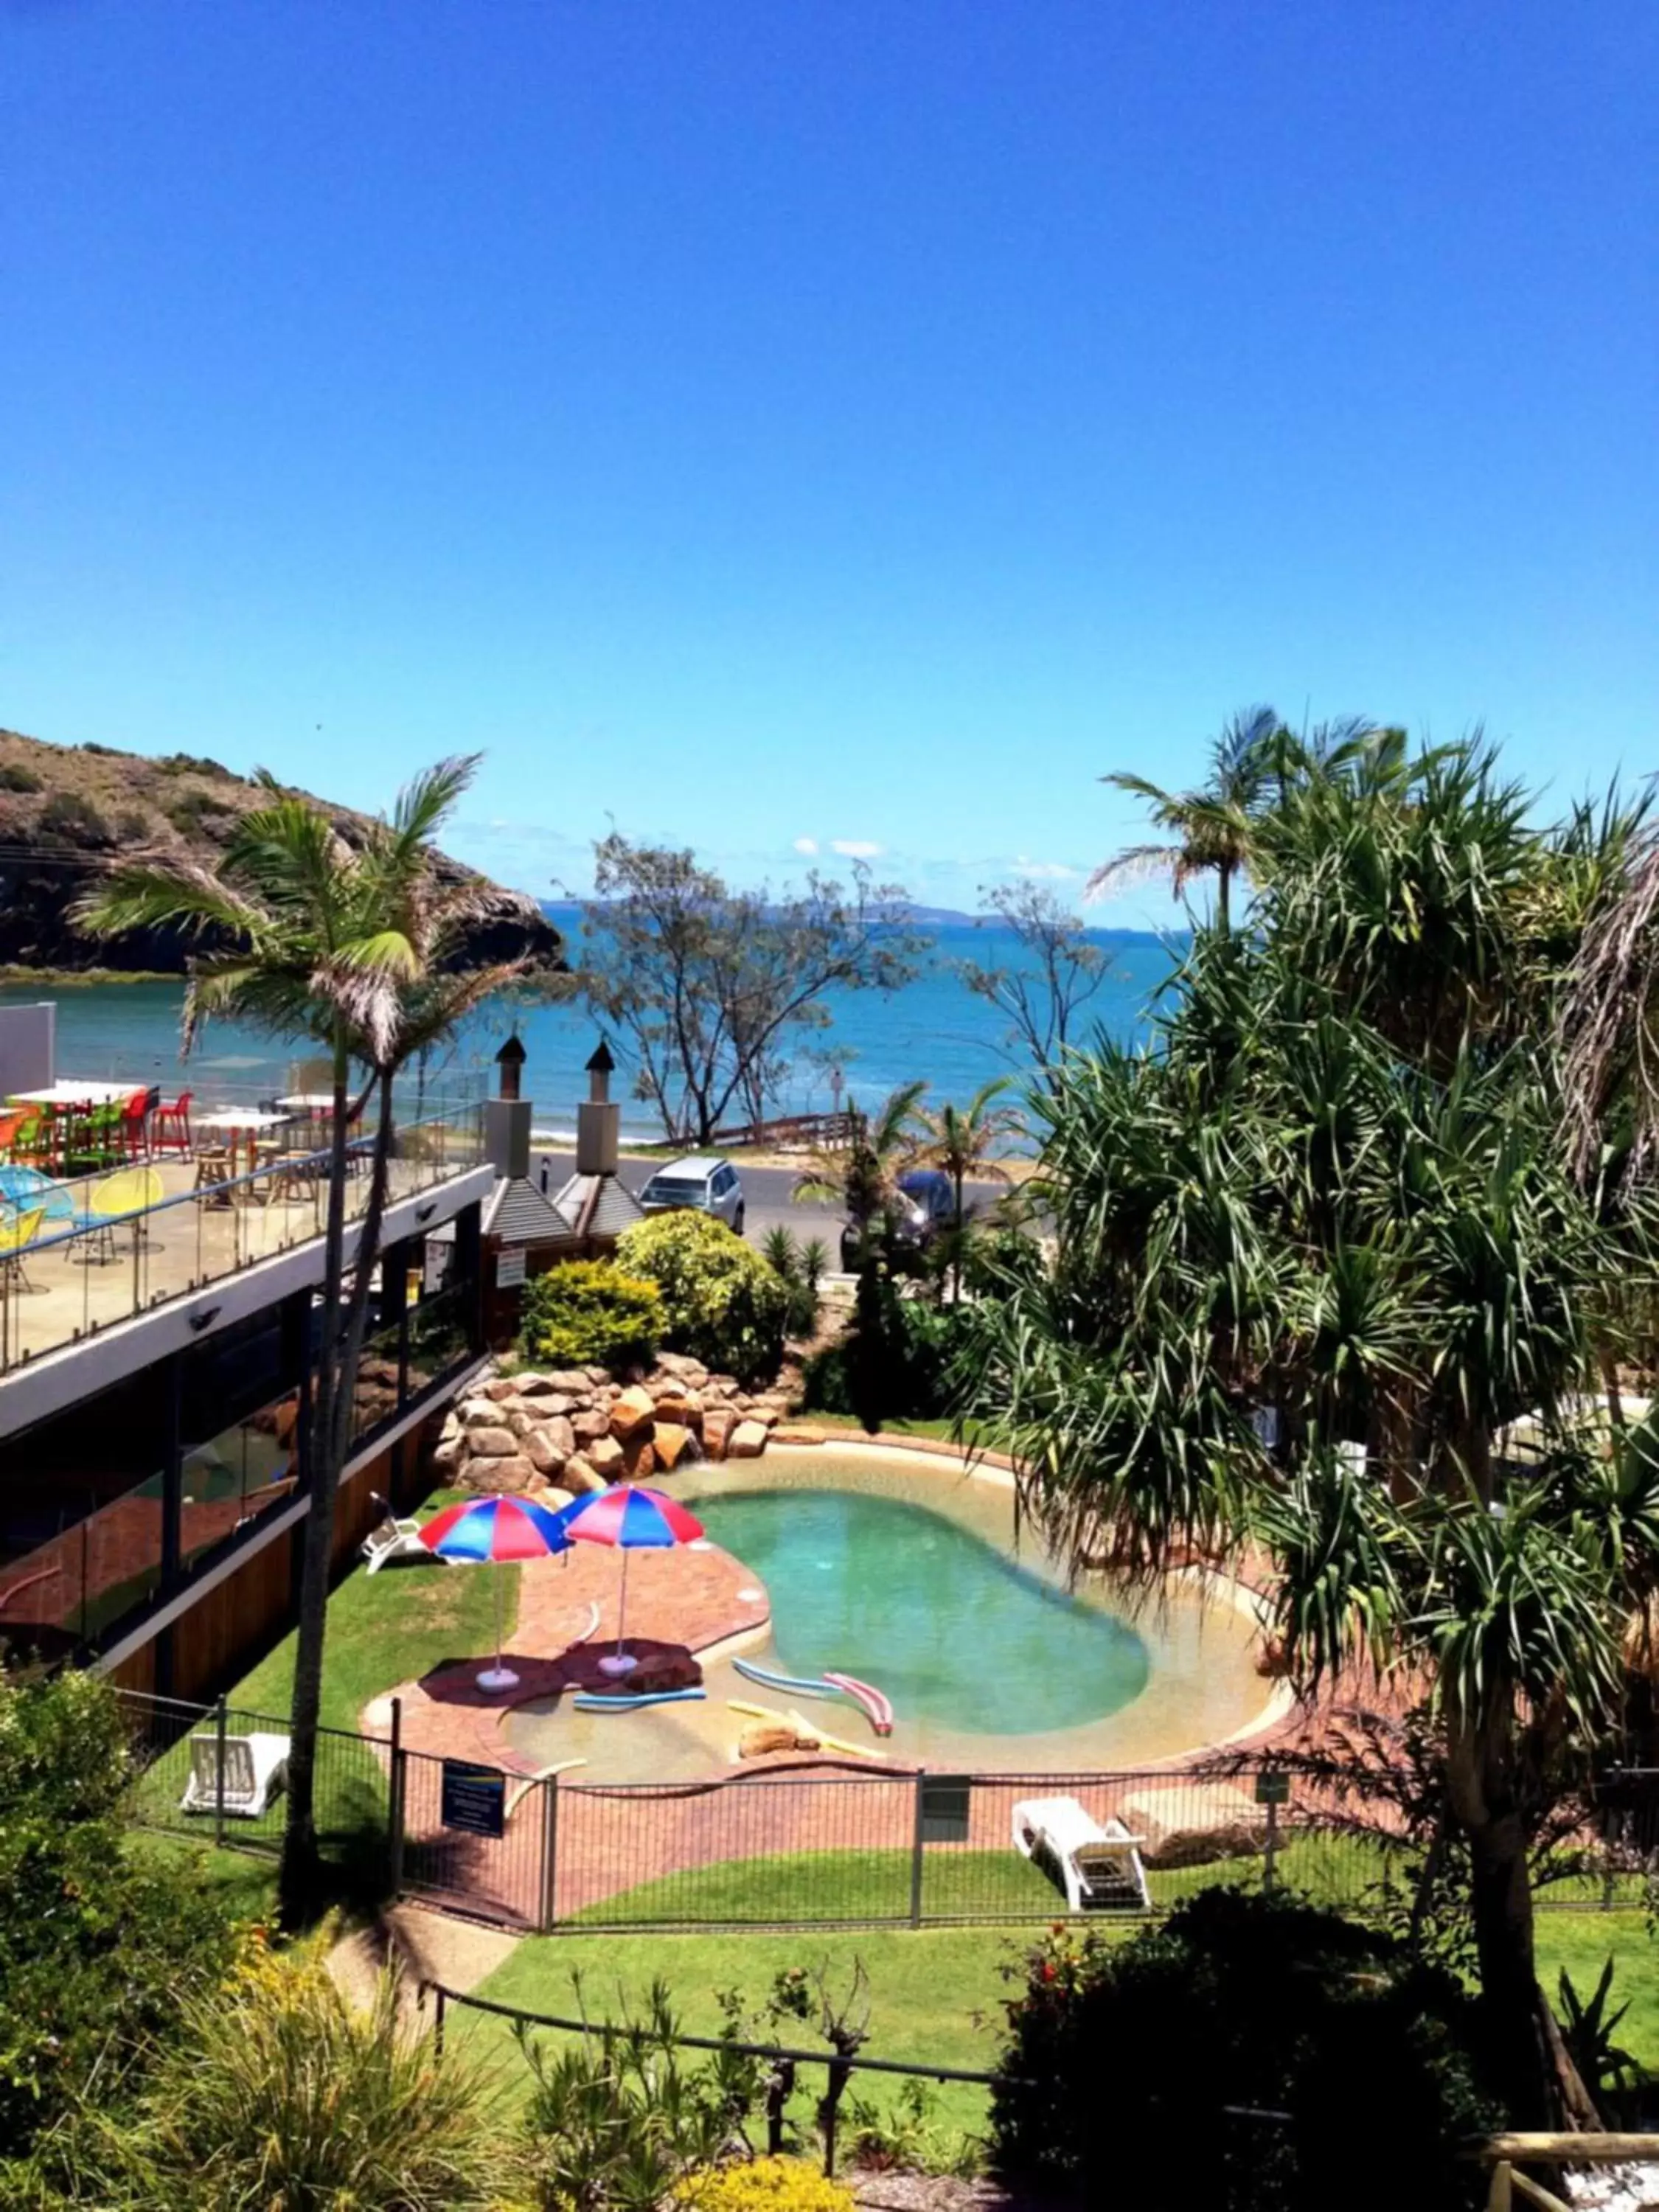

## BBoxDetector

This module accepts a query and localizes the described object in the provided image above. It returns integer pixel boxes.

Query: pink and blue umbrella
[548,1484,706,1677]
[419,1495,571,1692]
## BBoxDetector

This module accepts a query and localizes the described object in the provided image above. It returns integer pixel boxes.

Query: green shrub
[164,787,240,838]
[37,790,112,845]
[617,1210,791,1382]
[72,1934,507,2211]
[0,1672,243,2158]
[989,1888,1498,2211]
[0,762,42,793]
[682,2155,858,2212]
[521,1259,663,1371]
[802,1284,970,1427]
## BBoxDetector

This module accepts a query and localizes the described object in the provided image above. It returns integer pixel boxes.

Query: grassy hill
[0,726,563,976]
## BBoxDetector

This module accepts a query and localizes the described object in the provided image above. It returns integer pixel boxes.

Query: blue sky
[5,3,1655,923]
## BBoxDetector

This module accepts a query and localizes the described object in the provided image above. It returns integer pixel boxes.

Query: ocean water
[0,919,1179,1138]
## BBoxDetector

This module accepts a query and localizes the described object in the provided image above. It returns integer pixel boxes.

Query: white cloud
[1012,856,1079,880]
[792,835,819,855]
[830,838,883,859]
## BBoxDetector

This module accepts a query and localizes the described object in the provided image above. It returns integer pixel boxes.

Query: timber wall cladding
[117,1422,433,1704]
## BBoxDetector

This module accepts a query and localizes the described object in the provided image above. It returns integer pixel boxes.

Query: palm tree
[79,759,535,1916]
[792,1081,927,1256]
[971,737,1659,2126]
[1085,705,1282,931]
[908,1077,1022,1300]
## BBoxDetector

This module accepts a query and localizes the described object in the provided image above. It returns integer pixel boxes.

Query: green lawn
[458,1922,1026,2147]
[229,1492,518,1733]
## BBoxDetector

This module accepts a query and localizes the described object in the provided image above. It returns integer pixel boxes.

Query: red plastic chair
[119,1088,153,1161]
[153,1090,193,1156]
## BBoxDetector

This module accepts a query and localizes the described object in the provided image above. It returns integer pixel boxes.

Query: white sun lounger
[361,1494,441,1574]
[180,1731,291,1819]
[1012,1794,1152,1913]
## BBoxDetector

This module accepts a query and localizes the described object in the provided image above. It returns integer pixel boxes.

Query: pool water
[502,1450,1276,1782]
[692,1486,1150,1735]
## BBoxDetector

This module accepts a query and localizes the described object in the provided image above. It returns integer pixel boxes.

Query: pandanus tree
[79,759,537,1916]
[970,732,1659,2126]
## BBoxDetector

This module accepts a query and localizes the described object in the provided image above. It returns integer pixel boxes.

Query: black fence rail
[420,1978,1001,2177]
[113,1688,1659,1933]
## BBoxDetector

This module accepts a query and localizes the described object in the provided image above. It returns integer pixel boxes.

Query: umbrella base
[476,1666,520,1692]
[597,1652,639,1677]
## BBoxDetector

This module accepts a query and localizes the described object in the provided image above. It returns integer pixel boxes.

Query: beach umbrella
[548,1484,705,1677]
[417,1495,571,1693]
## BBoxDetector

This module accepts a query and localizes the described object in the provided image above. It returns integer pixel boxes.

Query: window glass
[178,1394,301,1574]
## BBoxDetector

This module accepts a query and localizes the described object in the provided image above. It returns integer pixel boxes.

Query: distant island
[541,894,1170,941]
[0,726,564,978]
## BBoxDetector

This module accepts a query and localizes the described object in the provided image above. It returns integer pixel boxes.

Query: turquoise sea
[0,919,1180,1138]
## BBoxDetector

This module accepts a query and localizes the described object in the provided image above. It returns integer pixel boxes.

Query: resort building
[0,1002,495,1702]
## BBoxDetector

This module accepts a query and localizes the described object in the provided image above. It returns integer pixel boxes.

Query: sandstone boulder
[438,1411,462,1446]
[571,1408,612,1444]
[585,1366,613,1387]
[429,1436,464,1472]
[524,1427,569,1478]
[550,1368,593,1395]
[1116,1785,1264,1869]
[587,1434,625,1478]
[739,1722,799,1759]
[702,1408,736,1461]
[650,1385,698,1424]
[624,1439,658,1479]
[483,1375,520,1402]
[655,1352,709,1384]
[771,1425,827,1446]
[563,1453,605,1494]
[652,1421,694,1470]
[515,1373,563,1397]
[506,1409,538,1439]
[727,1419,768,1461]
[610,1384,655,1439]
[466,1425,518,1458]
[459,1397,499,1427]
[538,1413,577,1460]
[526,1479,574,1511]
[468,1453,535,1495]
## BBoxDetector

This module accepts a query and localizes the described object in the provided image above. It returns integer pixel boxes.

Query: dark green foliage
[37,790,112,845]
[521,1259,664,1371]
[0,1672,243,2160]
[163,787,241,839]
[1557,1958,1640,2115]
[802,1269,970,1428]
[0,762,42,793]
[761,1226,827,1339]
[989,1888,1498,2211]
[156,751,231,778]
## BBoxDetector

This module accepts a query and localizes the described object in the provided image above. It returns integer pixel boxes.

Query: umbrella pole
[495,1565,505,1677]
[616,1548,630,1659]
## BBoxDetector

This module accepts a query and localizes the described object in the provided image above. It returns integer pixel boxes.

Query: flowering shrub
[617,1211,790,1382]
[521,1260,664,1371]
[679,2155,855,2212]
[989,1889,1498,2211]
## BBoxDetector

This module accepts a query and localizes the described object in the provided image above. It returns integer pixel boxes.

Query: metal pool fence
[113,1690,1658,1933]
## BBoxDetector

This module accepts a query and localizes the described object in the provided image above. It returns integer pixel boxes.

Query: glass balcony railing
[0,1100,486,1376]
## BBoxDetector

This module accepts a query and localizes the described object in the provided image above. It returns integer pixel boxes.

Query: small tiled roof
[554,1171,647,1242]
[481,1175,577,1246]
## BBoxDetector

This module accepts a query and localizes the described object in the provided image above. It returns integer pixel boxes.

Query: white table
[9,1080,141,1107]
[276,1093,340,1113]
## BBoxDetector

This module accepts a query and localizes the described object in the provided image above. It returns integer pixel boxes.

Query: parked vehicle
[839,1166,956,1270]
[638,1155,745,1233]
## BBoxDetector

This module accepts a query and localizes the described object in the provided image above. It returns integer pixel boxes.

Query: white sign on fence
[495,1246,526,1288]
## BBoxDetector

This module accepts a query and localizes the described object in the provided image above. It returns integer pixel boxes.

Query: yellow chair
[85,1167,164,1264]
[0,1204,46,1294]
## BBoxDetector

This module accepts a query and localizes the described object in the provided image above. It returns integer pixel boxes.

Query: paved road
[529,1148,1006,1253]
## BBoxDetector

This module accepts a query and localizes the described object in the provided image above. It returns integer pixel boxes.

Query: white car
[638,1155,745,1234]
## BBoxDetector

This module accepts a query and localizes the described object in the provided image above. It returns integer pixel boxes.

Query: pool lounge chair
[361,1492,442,1574]
[179,1730,290,1819]
[1012,1794,1152,1913]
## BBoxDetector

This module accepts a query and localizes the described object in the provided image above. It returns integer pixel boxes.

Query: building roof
[481,1175,577,1246]
[553,1170,647,1242]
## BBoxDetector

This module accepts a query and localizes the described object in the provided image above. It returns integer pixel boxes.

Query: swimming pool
[502,1447,1276,1781]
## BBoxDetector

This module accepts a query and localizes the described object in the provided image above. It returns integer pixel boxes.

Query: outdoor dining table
[195,1102,299,1194]
[7,1080,138,1107]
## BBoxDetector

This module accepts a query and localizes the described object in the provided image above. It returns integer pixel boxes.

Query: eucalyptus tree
[80,760,536,1914]
[958,882,1110,1074]
[971,736,1659,2124]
